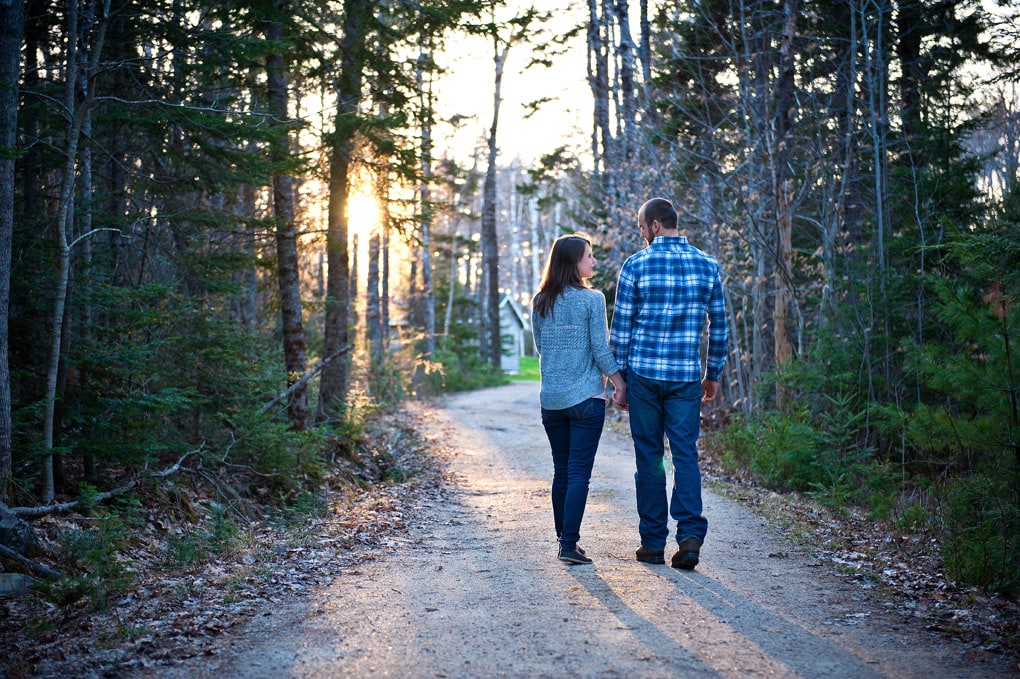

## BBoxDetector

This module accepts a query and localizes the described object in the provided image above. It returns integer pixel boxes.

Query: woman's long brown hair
[532,234,591,318]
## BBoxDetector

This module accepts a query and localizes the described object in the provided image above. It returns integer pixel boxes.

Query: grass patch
[508,355,540,381]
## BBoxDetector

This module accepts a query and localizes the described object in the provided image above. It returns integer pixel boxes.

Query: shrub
[937,474,1019,593]
[226,417,328,491]
[720,413,826,491]
[42,513,135,610]
[428,348,506,393]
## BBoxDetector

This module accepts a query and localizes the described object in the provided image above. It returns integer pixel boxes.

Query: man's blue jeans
[541,397,606,549]
[626,372,707,551]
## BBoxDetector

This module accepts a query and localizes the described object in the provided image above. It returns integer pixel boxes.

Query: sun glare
[347,191,381,242]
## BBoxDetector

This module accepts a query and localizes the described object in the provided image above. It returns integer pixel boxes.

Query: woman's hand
[612,383,628,411]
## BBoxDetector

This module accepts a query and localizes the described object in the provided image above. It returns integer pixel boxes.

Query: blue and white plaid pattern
[610,236,728,383]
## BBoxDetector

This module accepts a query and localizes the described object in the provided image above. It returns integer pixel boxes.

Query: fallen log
[0,542,62,579]
[6,448,200,518]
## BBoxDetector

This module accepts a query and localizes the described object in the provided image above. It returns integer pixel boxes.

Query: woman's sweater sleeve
[589,291,620,377]
[531,299,542,353]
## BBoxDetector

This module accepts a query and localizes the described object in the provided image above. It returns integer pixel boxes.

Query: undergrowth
[28,401,427,614]
[707,411,1019,595]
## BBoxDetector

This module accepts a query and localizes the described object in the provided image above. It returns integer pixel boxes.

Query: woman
[531,234,626,565]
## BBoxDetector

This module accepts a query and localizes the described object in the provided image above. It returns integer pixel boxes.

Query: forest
[0,0,1018,610]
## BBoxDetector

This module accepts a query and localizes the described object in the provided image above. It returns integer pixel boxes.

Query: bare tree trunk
[771,0,798,409]
[418,42,435,362]
[0,0,23,503]
[442,216,459,345]
[318,0,368,422]
[638,0,653,126]
[370,1,392,369]
[76,44,96,484]
[587,0,611,174]
[350,233,358,313]
[41,0,111,502]
[863,1,890,276]
[832,0,863,253]
[265,9,308,430]
[380,177,391,353]
[366,229,381,360]
[528,197,542,297]
[506,164,525,304]
[481,34,508,373]
[860,0,892,400]
[739,0,775,413]
[613,0,637,163]
[235,180,258,332]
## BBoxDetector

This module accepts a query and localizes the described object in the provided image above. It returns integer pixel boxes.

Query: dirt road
[156,381,1011,678]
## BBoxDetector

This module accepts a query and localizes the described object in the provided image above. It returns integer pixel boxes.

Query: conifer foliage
[1,0,484,509]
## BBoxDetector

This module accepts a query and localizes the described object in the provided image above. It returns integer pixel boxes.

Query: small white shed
[499,295,528,374]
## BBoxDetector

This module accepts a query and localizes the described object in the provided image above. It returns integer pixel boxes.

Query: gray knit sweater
[531,286,620,410]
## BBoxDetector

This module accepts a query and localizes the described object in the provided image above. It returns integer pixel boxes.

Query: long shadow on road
[569,564,886,678]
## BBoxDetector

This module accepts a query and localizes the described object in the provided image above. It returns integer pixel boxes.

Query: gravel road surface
[155,381,1011,678]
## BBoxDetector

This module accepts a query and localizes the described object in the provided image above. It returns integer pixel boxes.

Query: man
[610,197,728,569]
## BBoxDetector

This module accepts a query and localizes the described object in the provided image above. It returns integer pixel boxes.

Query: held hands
[612,383,628,411]
[701,379,719,403]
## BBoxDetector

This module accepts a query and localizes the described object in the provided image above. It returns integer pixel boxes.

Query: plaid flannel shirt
[610,235,728,383]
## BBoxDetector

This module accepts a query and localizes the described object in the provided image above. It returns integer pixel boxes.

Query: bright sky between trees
[433,0,594,166]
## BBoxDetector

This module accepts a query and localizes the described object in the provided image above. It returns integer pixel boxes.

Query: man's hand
[701,379,719,403]
[612,384,628,411]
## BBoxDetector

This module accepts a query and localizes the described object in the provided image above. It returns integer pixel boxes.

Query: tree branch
[259,345,354,416]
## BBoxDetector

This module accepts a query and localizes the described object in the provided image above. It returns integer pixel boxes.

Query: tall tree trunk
[350,232,358,328]
[380,175,391,355]
[366,229,381,360]
[860,0,892,399]
[318,0,368,422]
[235,180,258,333]
[772,0,798,409]
[0,0,23,503]
[740,0,776,413]
[442,216,459,345]
[482,35,508,373]
[418,42,435,362]
[528,197,542,296]
[832,0,863,250]
[366,138,383,368]
[895,0,922,149]
[613,0,637,163]
[264,9,308,430]
[862,0,891,276]
[42,0,111,502]
[76,50,95,483]
[638,0,654,126]
[587,0,610,174]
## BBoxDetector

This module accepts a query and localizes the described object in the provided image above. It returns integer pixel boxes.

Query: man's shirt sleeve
[609,263,635,376]
[705,270,728,382]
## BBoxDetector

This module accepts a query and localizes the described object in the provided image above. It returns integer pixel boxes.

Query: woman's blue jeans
[541,397,606,549]
[626,372,707,551]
